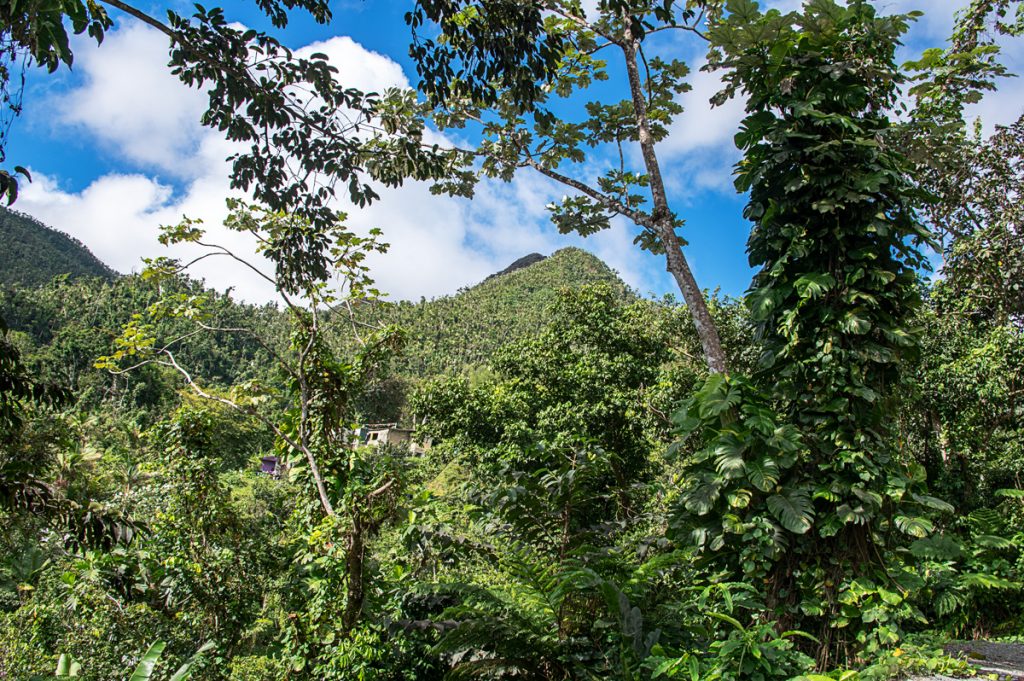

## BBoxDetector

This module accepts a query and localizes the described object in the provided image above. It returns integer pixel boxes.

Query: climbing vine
[672,0,947,666]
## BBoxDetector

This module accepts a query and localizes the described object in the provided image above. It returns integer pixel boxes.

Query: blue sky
[8,0,1023,303]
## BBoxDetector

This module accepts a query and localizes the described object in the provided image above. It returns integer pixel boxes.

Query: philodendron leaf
[745,456,780,492]
[794,272,835,299]
[685,483,721,515]
[767,492,814,534]
[895,515,933,538]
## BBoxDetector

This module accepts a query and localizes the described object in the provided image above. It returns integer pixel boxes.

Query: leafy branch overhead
[0,0,468,244]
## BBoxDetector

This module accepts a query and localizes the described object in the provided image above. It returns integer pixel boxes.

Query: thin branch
[157,348,337,516]
[100,0,176,38]
[522,155,655,229]
[543,3,622,46]
[581,40,617,56]
[644,22,708,41]
[640,44,654,108]
[365,478,396,501]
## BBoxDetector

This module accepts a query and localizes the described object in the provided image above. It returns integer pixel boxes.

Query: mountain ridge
[0,207,116,288]
[1,216,633,424]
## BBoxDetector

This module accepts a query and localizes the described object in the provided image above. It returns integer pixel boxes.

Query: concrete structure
[361,423,431,454]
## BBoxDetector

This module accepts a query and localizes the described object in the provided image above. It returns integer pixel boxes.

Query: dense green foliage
[2,1,1024,680]
[377,248,629,378]
[674,2,937,665]
[0,208,115,288]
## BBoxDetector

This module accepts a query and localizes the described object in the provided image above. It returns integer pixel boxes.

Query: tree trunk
[620,17,729,374]
[342,518,365,632]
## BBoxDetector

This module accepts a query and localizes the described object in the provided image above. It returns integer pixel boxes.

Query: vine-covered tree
[672,0,949,666]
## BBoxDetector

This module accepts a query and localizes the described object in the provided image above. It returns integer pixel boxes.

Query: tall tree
[97,201,406,636]
[407,0,730,372]
[672,0,943,666]
[905,0,1024,325]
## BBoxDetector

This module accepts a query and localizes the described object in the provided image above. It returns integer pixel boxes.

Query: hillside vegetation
[0,217,637,423]
[0,207,116,288]
[377,247,631,377]
[1,1,1023,679]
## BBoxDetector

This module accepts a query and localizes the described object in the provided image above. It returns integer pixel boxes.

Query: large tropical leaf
[169,641,215,681]
[744,456,780,492]
[767,492,814,534]
[895,515,933,538]
[695,375,742,418]
[129,641,166,681]
[684,482,721,516]
[794,272,835,300]
[714,436,747,477]
[911,493,955,513]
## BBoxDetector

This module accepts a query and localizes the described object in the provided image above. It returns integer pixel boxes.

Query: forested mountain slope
[0,211,637,421]
[377,247,632,377]
[0,207,116,287]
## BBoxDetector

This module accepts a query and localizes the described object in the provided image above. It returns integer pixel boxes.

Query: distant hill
[0,225,633,422]
[0,207,116,288]
[378,247,633,378]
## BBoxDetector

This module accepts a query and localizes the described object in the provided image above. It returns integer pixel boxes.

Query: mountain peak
[485,253,547,282]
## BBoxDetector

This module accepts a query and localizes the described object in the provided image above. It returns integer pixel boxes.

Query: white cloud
[664,58,746,159]
[965,35,1024,134]
[26,24,666,303]
[31,2,1011,309]
[658,55,746,193]
[56,24,207,175]
[18,155,279,303]
[298,36,411,92]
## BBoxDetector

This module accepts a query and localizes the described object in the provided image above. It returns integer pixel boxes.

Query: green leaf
[959,573,1019,590]
[695,375,742,418]
[129,641,166,681]
[767,492,814,534]
[974,534,1014,550]
[169,642,215,681]
[911,493,954,513]
[55,654,81,677]
[744,456,780,492]
[714,436,747,476]
[895,515,933,538]
[707,610,745,631]
[794,273,835,299]
[685,483,721,516]
[746,287,777,321]
[840,311,871,335]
